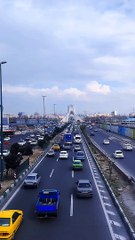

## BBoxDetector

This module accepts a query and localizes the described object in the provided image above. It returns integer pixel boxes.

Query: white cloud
[86,81,111,95]
[1,0,135,114]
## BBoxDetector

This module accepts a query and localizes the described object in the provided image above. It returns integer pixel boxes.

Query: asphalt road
[3,141,114,240]
[88,127,135,178]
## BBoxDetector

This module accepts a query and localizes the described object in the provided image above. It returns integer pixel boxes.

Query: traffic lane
[88,129,135,178]
[5,147,113,240]
[72,197,112,240]
[5,156,73,239]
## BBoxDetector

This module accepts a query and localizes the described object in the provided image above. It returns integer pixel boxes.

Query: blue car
[75,151,85,161]
[35,189,60,218]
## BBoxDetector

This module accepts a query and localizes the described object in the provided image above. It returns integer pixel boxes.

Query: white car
[47,149,55,157]
[4,136,10,141]
[0,149,10,157]
[103,139,110,145]
[18,139,26,146]
[23,173,41,188]
[113,150,124,159]
[74,145,81,151]
[122,143,133,151]
[59,150,68,159]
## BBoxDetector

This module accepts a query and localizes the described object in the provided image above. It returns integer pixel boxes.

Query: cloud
[86,81,111,95]
[1,0,135,114]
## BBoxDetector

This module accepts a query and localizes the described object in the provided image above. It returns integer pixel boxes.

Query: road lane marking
[104,203,112,207]
[107,210,116,216]
[70,194,73,216]
[56,158,59,162]
[110,220,121,227]
[72,170,74,178]
[115,234,127,240]
[49,169,55,178]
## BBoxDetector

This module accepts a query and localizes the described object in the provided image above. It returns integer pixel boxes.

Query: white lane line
[72,170,74,178]
[114,234,127,240]
[49,169,55,178]
[56,158,59,162]
[95,176,100,179]
[110,220,121,227]
[99,189,106,193]
[107,210,116,216]
[102,196,109,200]
[98,185,104,188]
[97,180,102,184]
[70,194,73,216]
[104,203,112,207]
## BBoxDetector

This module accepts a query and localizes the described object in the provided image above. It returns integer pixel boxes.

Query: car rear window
[0,218,10,226]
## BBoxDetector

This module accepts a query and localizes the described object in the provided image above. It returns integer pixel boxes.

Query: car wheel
[54,212,57,217]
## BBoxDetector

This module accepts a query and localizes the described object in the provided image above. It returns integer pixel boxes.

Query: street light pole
[54,104,56,116]
[0,61,7,181]
[42,95,47,135]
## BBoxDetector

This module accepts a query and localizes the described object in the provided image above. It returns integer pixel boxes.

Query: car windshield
[78,183,90,188]
[0,218,10,226]
[26,176,35,180]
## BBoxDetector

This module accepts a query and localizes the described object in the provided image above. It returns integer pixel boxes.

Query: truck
[64,132,72,144]
[35,189,60,218]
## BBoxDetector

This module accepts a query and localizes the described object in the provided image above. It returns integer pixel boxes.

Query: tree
[4,153,22,170]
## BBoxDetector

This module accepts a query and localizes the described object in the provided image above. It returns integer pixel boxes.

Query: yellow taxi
[0,209,23,240]
[52,144,60,151]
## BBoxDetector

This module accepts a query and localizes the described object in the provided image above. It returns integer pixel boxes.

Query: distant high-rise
[111,110,117,116]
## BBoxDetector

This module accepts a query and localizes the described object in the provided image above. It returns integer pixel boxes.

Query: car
[72,160,83,170]
[113,150,124,159]
[23,172,41,188]
[0,209,23,240]
[59,150,68,159]
[0,149,10,157]
[4,136,10,141]
[76,179,93,198]
[75,151,85,161]
[18,139,26,146]
[74,145,81,152]
[122,143,133,151]
[103,139,110,145]
[47,149,55,157]
[30,139,38,146]
[52,144,60,151]
[62,142,71,150]
[35,189,60,218]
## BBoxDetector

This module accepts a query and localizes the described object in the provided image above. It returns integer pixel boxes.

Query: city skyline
[1,0,135,115]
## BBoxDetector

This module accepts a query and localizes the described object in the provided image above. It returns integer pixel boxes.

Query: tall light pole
[54,103,56,116]
[42,95,47,118]
[0,61,7,181]
[42,95,47,135]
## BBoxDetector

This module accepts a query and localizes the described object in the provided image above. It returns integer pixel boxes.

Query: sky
[1,0,135,116]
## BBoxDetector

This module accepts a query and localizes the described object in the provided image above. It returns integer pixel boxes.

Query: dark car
[75,151,85,161]
[76,179,93,198]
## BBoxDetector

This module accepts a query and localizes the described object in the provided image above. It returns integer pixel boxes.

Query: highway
[87,126,135,179]
[1,133,117,240]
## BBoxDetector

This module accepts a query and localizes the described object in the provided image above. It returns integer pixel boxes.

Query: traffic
[0,124,132,239]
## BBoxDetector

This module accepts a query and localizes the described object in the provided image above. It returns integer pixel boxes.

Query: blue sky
[1,0,135,115]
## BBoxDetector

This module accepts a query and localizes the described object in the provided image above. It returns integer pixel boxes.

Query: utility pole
[0,61,7,181]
